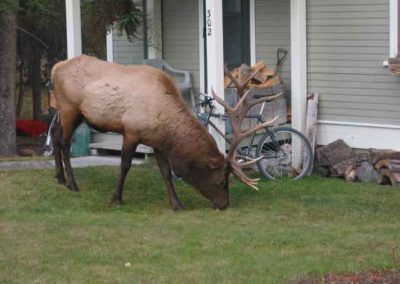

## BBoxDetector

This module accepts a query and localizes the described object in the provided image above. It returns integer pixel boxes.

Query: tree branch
[17,26,49,50]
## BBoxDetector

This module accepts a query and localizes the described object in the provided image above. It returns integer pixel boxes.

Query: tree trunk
[31,52,42,120]
[0,11,17,157]
[16,60,25,118]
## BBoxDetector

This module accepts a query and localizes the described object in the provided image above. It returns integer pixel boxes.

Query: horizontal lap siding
[113,30,145,65]
[307,0,400,125]
[255,0,291,87]
[162,0,200,93]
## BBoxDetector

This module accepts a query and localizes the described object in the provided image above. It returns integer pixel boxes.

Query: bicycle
[193,89,313,180]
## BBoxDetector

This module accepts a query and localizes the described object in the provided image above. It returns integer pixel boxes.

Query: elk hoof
[55,174,66,185]
[67,183,80,192]
[110,196,123,207]
[171,201,184,211]
[69,187,80,193]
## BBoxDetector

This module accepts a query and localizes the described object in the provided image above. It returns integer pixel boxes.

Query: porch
[65,0,400,152]
[65,0,307,153]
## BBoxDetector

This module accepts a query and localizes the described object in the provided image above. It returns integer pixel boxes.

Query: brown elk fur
[51,55,229,210]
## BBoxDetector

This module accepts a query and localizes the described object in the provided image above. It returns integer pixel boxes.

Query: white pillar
[147,0,163,59]
[106,30,114,62]
[66,0,82,59]
[205,0,225,154]
[390,0,399,57]
[291,0,307,166]
[291,0,307,134]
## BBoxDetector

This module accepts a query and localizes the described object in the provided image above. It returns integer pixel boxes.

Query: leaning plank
[305,93,319,155]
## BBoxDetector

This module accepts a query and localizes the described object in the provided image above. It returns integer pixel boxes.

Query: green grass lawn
[1,161,399,283]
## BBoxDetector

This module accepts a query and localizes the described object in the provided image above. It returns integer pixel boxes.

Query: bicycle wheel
[255,127,313,180]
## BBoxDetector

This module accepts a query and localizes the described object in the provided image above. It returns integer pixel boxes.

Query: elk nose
[213,200,229,210]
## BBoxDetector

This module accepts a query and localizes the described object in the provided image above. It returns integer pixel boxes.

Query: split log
[315,139,353,167]
[252,61,266,70]
[368,149,400,165]
[344,165,357,182]
[256,76,281,88]
[356,161,382,183]
[238,64,253,83]
[331,157,355,176]
[375,159,400,173]
[313,166,330,177]
[224,68,239,88]
[380,169,400,186]
[260,68,275,77]
[389,161,400,173]
[330,153,368,177]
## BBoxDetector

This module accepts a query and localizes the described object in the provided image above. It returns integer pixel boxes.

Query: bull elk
[51,55,279,210]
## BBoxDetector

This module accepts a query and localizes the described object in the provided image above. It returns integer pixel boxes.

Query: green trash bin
[70,122,92,157]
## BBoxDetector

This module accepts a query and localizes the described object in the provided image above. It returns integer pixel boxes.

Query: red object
[16,120,48,137]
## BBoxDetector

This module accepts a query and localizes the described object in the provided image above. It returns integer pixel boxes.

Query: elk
[51,55,280,210]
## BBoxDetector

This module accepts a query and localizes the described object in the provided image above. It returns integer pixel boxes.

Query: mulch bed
[297,269,400,284]
[17,135,46,157]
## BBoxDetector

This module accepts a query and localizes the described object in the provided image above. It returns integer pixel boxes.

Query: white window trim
[390,0,399,58]
[250,0,256,65]
[106,30,113,62]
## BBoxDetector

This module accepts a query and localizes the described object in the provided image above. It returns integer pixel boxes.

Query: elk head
[210,66,282,194]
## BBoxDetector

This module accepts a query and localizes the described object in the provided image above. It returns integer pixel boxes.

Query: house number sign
[207,9,212,36]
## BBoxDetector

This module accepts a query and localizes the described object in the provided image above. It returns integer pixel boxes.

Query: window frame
[390,0,399,57]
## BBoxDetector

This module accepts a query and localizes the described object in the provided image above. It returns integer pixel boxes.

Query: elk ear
[206,156,225,170]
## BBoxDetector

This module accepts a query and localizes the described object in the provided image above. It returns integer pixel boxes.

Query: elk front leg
[154,150,184,211]
[110,137,138,207]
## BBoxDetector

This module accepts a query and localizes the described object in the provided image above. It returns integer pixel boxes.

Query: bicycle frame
[195,97,280,158]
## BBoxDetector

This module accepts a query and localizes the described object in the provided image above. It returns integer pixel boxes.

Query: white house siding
[307,0,400,126]
[162,0,200,93]
[255,0,291,87]
[112,29,145,65]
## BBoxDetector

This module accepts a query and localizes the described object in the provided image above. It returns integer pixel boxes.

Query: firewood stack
[314,139,400,186]
[224,62,288,127]
[224,62,281,89]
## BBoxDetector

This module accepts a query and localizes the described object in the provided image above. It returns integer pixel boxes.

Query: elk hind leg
[154,150,183,211]
[111,136,138,207]
[51,119,66,184]
[60,110,83,192]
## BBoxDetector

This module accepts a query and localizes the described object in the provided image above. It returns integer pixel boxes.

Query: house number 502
[207,9,212,36]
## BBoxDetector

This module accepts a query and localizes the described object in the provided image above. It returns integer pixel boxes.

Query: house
[65,0,400,151]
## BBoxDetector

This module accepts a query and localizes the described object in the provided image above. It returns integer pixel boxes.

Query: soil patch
[298,269,400,284]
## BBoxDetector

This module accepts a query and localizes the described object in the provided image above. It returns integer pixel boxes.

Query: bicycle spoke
[256,128,313,181]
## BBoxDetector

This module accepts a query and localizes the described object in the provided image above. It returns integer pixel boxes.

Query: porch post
[147,0,163,59]
[205,0,225,154]
[290,0,307,134]
[106,30,114,62]
[65,0,82,59]
[290,0,307,165]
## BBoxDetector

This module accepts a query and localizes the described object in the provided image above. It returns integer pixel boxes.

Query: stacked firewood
[224,62,287,127]
[314,139,400,186]
[388,56,400,75]
[224,62,281,89]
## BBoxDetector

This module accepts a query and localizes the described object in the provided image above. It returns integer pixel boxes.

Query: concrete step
[91,132,153,154]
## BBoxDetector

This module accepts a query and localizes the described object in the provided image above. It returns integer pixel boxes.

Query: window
[390,0,399,57]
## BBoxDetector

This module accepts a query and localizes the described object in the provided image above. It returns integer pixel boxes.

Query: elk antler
[211,67,283,190]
